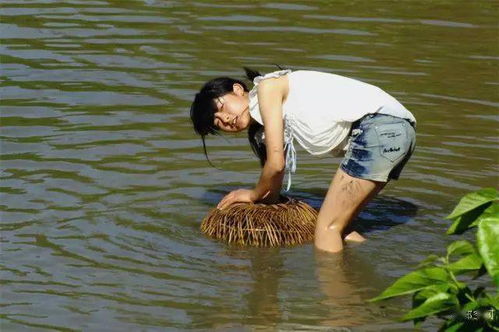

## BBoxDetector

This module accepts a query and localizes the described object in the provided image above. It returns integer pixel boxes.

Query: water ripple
[1,1,497,331]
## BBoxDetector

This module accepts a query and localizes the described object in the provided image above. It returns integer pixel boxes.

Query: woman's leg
[314,167,386,253]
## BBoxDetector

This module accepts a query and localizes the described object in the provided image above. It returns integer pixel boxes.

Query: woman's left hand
[217,189,257,210]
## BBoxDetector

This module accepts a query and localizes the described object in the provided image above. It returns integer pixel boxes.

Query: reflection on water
[315,250,391,328]
[1,0,498,330]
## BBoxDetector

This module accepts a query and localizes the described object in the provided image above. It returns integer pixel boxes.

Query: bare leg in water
[315,167,386,253]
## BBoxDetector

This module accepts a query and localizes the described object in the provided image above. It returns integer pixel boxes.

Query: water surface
[1,0,498,330]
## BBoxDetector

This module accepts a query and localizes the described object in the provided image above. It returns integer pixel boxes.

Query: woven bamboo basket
[201,196,318,247]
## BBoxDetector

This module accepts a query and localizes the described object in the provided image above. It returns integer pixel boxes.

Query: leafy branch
[369,188,499,331]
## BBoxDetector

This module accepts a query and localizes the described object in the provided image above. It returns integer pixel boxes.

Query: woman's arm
[216,76,289,209]
[251,76,289,202]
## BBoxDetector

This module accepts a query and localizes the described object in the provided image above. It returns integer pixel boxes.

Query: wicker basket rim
[207,223,314,233]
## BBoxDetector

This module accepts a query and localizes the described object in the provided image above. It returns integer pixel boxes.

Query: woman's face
[213,84,251,133]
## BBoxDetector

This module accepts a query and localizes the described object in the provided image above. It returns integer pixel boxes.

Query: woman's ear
[232,83,245,96]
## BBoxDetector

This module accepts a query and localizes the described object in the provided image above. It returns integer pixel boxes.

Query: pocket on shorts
[374,122,407,162]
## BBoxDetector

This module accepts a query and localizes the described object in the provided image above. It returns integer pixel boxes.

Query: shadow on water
[203,186,419,236]
[292,189,419,235]
[346,195,418,235]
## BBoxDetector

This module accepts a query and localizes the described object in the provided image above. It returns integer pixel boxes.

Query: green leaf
[448,253,483,276]
[446,240,475,258]
[411,284,450,326]
[402,292,457,321]
[445,241,482,276]
[475,291,497,308]
[488,293,499,309]
[446,188,498,220]
[477,216,499,286]
[417,254,441,268]
[369,267,450,302]
[470,202,499,228]
[461,296,482,313]
[447,203,491,235]
[440,321,465,332]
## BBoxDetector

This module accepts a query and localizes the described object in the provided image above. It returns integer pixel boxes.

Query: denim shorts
[340,113,416,182]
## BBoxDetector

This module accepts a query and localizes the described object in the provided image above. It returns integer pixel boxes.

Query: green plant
[370,188,499,331]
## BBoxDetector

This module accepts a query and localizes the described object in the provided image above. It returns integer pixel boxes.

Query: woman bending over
[190,67,416,253]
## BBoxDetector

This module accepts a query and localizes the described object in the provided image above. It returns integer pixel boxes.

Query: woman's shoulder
[252,69,330,88]
[256,72,289,102]
[253,69,292,85]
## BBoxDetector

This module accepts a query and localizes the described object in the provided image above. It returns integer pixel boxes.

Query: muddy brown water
[1,1,498,331]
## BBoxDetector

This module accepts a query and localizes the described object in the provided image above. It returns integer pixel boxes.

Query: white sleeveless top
[248,69,416,191]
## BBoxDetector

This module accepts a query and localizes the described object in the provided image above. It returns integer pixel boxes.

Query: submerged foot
[344,231,366,243]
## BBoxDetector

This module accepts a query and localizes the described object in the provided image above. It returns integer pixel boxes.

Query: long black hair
[190,65,286,168]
